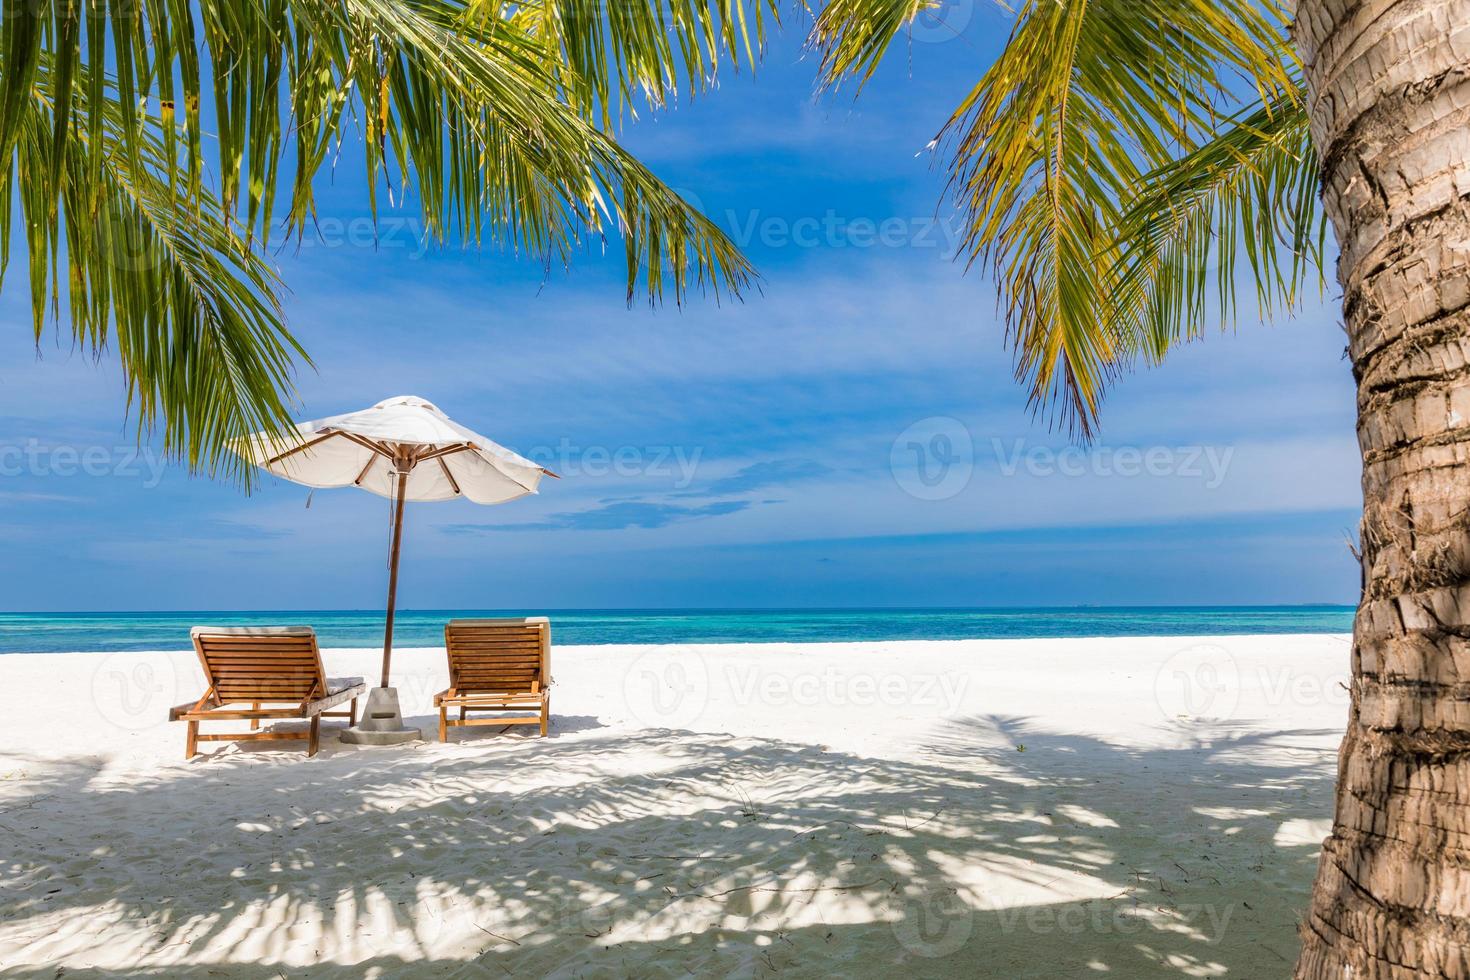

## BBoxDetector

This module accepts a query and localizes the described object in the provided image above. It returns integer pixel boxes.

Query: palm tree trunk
[1294,1,1470,976]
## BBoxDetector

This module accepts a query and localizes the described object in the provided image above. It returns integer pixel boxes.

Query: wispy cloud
[448,499,752,533]
[191,520,294,541]
[673,458,831,498]
[0,490,89,503]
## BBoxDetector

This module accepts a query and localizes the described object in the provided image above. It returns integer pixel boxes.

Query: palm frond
[1,60,302,484]
[809,0,933,91]
[492,0,779,127]
[1111,89,1325,363]
[0,0,775,481]
[811,0,1308,437]
[133,0,757,300]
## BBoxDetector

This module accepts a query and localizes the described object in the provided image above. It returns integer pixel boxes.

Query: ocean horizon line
[0,605,1357,654]
[1,602,1357,615]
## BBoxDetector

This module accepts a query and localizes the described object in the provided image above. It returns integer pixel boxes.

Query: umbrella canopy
[234,395,554,690]
[236,395,547,503]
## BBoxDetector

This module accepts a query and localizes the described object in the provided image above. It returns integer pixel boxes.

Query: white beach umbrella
[235,395,555,691]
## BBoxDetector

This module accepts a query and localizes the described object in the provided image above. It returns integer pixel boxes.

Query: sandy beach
[0,634,1348,977]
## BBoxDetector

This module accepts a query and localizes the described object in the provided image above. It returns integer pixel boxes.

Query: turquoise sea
[0,606,1354,654]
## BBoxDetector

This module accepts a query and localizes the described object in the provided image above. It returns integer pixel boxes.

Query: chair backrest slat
[192,627,327,703]
[445,618,549,694]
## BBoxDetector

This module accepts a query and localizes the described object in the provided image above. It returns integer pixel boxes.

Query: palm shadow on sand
[0,712,1335,978]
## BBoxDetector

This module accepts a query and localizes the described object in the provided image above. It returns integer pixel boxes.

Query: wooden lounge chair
[168,627,367,758]
[434,617,551,740]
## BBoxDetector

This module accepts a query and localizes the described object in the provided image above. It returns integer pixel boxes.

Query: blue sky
[0,15,1361,610]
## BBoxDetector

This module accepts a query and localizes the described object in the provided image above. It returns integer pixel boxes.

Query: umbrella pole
[380,467,409,688]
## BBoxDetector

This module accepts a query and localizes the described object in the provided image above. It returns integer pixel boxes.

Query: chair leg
[540,696,550,737]
[459,706,466,721]
[307,715,320,757]
[438,705,448,742]
[185,721,199,759]
[348,697,358,726]
[250,703,260,730]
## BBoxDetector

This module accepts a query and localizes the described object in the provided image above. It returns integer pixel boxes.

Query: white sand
[0,634,1349,978]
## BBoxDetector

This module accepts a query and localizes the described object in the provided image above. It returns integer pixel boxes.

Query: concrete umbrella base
[339,686,421,745]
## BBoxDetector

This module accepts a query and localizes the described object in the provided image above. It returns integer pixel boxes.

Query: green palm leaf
[1,0,775,481]
[2,60,301,485]
[496,0,777,126]
[812,0,1317,436]
[810,0,934,91]
[1111,89,1325,364]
